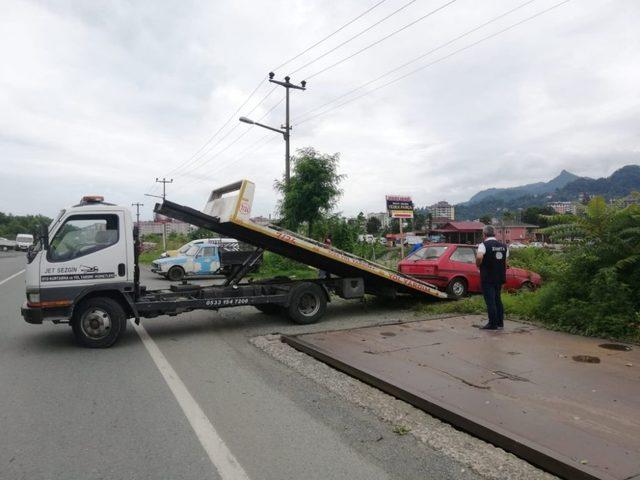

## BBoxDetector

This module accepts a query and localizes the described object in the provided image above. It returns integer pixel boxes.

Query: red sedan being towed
[398,243,541,299]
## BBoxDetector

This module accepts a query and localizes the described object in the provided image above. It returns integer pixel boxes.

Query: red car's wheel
[447,277,468,299]
[520,281,535,292]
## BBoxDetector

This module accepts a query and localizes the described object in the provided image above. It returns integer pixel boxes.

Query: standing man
[476,225,508,330]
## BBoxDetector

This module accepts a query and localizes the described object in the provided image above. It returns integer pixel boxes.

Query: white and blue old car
[151,242,259,281]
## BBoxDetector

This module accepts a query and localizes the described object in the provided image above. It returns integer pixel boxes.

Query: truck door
[40,213,128,291]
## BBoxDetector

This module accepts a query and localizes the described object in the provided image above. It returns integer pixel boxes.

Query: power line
[170,86,279,182]
[177,134,279,191]
[155,1,398,189]
[271,0,389,72]
[154,1,409,192]
[186,92,282,177]
[305,0,458,80]
[288,0,421,76]
[174,96,286,188]
[297,0,571,126]
[297,0,538,121]
[159,78,267,181]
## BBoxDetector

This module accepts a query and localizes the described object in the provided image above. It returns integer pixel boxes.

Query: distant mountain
[454,165,640,220]
[554,165,640,200]
[466,169,580,205]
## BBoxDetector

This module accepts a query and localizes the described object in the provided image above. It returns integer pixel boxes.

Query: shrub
[508,247,564,281]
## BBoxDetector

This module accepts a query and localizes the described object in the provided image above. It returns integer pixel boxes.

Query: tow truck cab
[22,195,136,329]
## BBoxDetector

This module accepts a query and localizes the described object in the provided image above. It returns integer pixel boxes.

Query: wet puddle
[599,343,632,351]
[572,355,601,364]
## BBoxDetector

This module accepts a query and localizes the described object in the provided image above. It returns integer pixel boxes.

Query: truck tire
[446,277,467,299]
[71,297,127,348]
[287,282,326,325]
[255,304,283,315]
[167,266,185,282]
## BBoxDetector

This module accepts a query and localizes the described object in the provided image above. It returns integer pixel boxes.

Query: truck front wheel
[72,297,127,348]
[287,283,327,325]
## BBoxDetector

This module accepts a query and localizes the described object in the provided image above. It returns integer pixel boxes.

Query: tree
[413,211,426,231]
[502,210,515,221]
[479,214,492,225]
[0,212,52,238]
[356,212,366,233]
[522,206,555,226]
[275,147,345,236]
[366,216,381,235]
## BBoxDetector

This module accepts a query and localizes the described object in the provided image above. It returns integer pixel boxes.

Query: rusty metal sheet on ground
[282,316,640,480]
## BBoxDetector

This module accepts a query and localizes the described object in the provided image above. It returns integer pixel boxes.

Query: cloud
[1,0,639,219]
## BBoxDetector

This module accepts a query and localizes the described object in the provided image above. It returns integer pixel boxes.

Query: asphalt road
[0,251,482,480]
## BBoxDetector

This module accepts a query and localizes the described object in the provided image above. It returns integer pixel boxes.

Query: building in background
[493,222,539,244]
[547,201,577,215]
[428,201,455,220]
[431,221,484,244]
[366,212,390,229]
[616,193,640,208]
[137,214,194,236]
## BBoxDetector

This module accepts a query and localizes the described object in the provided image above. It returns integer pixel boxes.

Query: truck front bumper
[21,302,72,324]
[21,302,43,324]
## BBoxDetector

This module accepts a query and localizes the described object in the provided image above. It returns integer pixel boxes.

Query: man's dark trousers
[482,282,504,328]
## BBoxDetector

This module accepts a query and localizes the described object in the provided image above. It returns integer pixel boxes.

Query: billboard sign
[386,195,414,219]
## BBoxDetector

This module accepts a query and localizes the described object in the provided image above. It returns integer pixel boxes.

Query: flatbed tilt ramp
[155,180,447,300]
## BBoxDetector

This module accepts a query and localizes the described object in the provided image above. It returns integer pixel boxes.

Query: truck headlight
[27,292,40,304]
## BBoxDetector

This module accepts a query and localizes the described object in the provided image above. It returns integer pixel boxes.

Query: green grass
[138,235,189,265]
[416,286,640,343]
[416,290,539,318]
[248,251,318,280]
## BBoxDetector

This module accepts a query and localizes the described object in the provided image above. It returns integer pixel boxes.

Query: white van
[15,234,34,251]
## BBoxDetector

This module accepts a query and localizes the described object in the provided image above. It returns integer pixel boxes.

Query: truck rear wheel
[287,283,326,325]
[72,297,127,348]
[167,266,185,281]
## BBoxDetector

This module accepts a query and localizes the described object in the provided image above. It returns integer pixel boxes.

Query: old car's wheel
[446,277,468,299]
[72,297,127,348]
[287,283,327,325]
[167,266,185,282]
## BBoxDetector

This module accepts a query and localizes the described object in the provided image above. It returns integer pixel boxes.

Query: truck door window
[201,246,214,257]
[48,214,119,262]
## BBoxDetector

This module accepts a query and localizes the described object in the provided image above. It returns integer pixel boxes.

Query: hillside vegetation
[420,197,640,342]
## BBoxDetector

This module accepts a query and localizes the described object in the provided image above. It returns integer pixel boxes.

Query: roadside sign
[386,195,414,219]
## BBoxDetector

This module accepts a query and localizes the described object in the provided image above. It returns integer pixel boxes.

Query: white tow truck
[21,181,446,348]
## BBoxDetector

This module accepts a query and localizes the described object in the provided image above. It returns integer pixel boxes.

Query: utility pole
[268,72,306,185]
[131,202,144,226]
[155,177,173,252]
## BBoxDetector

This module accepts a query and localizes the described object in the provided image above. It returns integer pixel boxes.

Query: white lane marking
[0,269,25,287]
[132,320,251,480]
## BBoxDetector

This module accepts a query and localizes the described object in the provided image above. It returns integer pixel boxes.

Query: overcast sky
[1,0,639,219]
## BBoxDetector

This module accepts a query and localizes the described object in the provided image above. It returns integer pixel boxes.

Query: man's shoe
[480,324,498,330]
[496,325,504,330]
